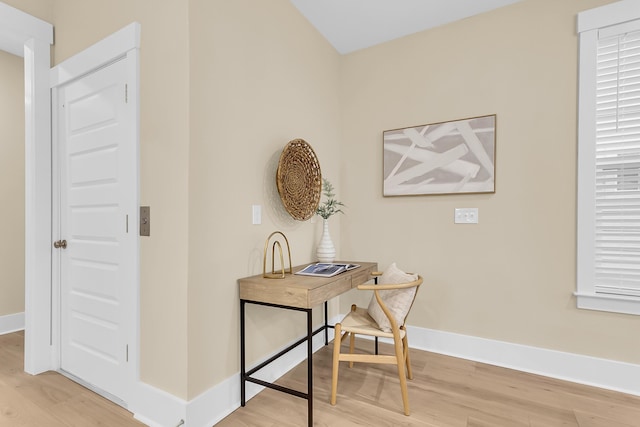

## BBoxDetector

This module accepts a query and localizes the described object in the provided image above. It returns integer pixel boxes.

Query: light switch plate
[252,205,261,225]
[454,208,478,224]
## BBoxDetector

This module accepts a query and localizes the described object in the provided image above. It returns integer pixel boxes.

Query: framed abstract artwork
[383,114,496,196]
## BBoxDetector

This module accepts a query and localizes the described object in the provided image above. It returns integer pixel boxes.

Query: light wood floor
[2,331,640,426]
[219,338,640,427]
[0,331,144,426]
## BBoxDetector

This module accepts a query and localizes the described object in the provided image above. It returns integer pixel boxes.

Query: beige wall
[340,0,640,365]
[0,50,25,317]
[186,0,341,398]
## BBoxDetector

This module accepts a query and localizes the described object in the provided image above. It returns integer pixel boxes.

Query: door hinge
[126,344,129,362]
[125,84,128,103]
[126,214,129,233]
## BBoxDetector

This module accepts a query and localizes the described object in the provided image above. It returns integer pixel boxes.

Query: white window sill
[575,292,640,316]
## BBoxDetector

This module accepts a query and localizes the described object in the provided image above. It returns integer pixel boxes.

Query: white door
[55,55,137,403]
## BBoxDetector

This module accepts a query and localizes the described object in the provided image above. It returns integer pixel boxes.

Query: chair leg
[348,331,356,368]
[330,323,342,406]
[394,337,411,416]
[402,331,413,380]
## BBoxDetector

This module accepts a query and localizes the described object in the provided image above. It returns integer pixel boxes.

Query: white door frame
[0,2,53,375]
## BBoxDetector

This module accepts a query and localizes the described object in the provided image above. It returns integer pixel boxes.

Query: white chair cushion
[367,263,418,332]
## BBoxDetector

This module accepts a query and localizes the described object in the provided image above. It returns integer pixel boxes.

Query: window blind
[595,27,640,297]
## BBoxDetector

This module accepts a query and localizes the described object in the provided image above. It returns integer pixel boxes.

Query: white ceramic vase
[316,218,336,263]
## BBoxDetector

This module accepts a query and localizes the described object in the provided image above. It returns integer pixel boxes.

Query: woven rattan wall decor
[276,139,322,221]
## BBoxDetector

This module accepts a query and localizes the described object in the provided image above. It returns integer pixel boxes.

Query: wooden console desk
[238,261,377,427]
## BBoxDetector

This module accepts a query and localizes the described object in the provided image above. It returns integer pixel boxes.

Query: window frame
[576,0,640,316]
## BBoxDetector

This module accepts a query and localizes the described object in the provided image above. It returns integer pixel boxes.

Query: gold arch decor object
[263,231,292,279]
[276,139,322,221]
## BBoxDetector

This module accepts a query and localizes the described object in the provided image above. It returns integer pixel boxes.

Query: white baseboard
[0,312,25,335]
[406,326,640,398]
[130,381,187,427]
[131,321,640,426]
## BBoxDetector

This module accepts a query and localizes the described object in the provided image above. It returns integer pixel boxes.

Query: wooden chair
[330,271,423,416]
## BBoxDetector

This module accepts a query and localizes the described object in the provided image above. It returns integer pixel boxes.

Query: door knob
[53,240,67,249]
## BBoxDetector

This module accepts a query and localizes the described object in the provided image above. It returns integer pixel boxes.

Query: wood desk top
[238,261,378,309]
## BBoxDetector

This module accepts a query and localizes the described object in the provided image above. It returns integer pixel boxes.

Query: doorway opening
[0,49,25,338]
[0,1,53,375]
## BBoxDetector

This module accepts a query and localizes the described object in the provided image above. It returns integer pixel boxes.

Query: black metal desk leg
[307,308,313,427]
[240,299,246,406]
[324,301,329,345]
[373,276,379,355]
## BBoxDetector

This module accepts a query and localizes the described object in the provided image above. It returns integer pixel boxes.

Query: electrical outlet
[454,208,478,224]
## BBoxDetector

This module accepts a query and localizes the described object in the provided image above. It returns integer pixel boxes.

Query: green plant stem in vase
[316,179,344,262]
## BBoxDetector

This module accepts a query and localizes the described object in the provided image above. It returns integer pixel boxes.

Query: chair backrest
[366,275,423,333]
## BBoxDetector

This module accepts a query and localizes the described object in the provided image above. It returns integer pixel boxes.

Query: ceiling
[289,0,523,54]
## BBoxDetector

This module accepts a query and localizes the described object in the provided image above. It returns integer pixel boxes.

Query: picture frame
[383,114,496,196]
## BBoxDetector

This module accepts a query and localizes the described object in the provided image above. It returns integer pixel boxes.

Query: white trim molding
[574,292,640,316]
[0,2,52,57]
[407,327,640,398]
[0,312,25,335]
[50,22,141,88]
[130,382,187,427]
[577,0,640,33]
